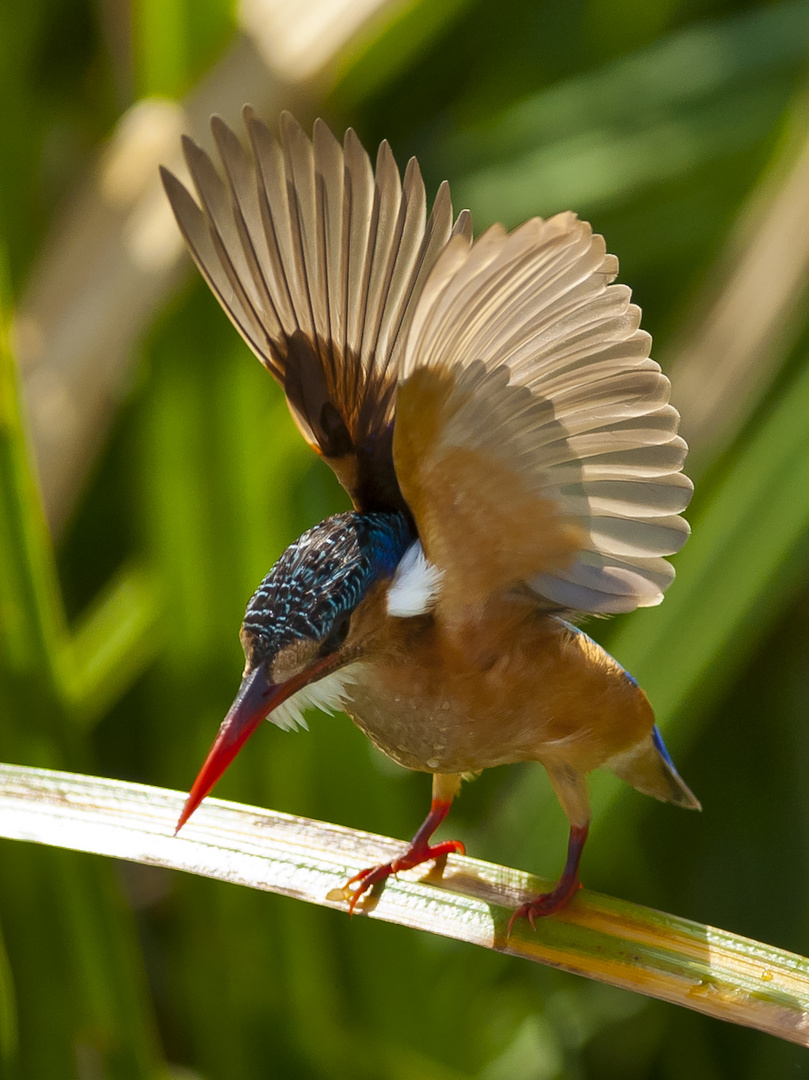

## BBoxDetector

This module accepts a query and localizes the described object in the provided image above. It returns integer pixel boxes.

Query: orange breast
[344,599,654,777]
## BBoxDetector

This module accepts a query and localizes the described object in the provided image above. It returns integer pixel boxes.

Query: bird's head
[176,511,416,831]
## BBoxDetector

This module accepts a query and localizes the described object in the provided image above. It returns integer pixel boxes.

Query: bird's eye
[320,612,350,655]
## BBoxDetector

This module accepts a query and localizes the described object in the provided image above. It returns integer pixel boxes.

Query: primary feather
[161,113,691,622]
[396,215,691,616]
[161,109,471,514]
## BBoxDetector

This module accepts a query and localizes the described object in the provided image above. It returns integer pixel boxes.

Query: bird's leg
[508,822,589,934]
[507,762,592,933]
[344,773,464,912]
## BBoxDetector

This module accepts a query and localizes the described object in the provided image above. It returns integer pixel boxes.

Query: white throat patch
[270,663,360,732]
[386,540,443,618]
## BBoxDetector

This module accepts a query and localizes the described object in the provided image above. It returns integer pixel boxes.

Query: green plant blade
[66,561,164,728]
[0,255,67,700]
[1,761,806,1048]
[0,252,164,1079]
[444,1,809,224]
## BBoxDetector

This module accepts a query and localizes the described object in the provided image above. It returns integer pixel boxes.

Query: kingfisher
[161,110,699,929]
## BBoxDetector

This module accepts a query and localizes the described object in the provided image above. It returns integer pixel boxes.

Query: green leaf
[0,251,164,1080]
[445,1,809,224]
[1,762,807,1047]
[0,253,67,699]
[66,562,164,729]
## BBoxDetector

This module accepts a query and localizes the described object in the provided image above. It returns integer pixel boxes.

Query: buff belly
[341,616,655,777]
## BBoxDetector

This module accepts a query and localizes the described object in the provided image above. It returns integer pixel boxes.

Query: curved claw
[344,838,466,914]
[506,822,589,936]
[507,879,582,934]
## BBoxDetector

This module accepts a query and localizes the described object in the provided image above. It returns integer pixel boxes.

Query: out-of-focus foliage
[1,0,809,1077]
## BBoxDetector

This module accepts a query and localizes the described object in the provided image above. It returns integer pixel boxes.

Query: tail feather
[608,725,701,810]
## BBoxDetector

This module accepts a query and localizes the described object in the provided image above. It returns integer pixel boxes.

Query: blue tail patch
[652,725,676,769]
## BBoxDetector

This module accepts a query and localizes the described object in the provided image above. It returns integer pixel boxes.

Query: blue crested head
[174,510,413,832]
[240,511,413,673]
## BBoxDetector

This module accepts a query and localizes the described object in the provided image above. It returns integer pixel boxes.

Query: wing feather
[394,214,691,618]
[166,139,275,366]
[163,114,691,618]
[162,110,469,512]
[209,117,286,361]
[311,118,346,361]
[244,109,301,339]
[342,128,376,367]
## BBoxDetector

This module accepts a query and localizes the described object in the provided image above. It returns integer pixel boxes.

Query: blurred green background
[2,0,809,1075]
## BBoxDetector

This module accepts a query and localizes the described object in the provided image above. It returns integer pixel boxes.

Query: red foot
[343,796,463,913]
[345,838,465,913]
[507,823,589,935]
[507,878,582,933]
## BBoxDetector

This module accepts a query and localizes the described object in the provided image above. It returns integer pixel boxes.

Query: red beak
[176,665,288,832]
[176,653,338,832]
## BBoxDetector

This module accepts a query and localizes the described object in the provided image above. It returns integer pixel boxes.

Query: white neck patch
[386,540,444,618]
[270,663,359,732]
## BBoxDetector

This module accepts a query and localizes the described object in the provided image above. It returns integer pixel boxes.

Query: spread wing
[393,214,692,620]
[160,109,471,512]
